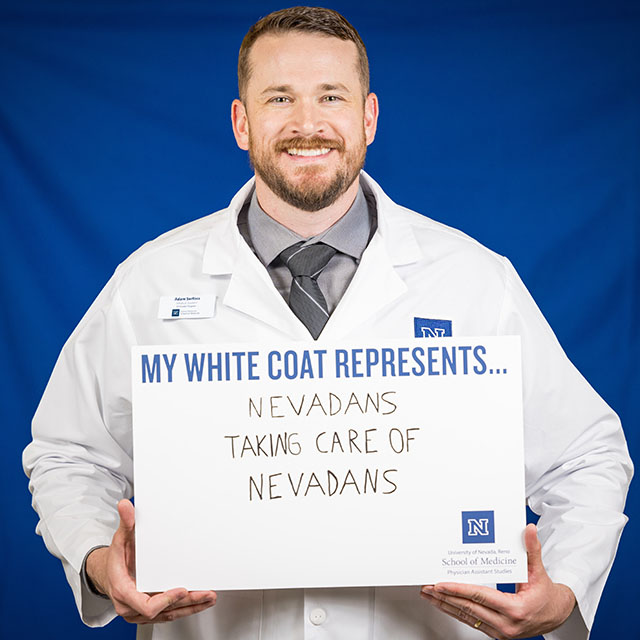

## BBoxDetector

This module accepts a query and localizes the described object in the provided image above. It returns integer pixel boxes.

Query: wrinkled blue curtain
[1,1,638,638]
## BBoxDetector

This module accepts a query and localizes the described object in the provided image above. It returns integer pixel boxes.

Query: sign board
[132,337,527,591]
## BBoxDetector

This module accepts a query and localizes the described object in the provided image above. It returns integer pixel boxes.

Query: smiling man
[24,6,631,640]
[232,27,377,236]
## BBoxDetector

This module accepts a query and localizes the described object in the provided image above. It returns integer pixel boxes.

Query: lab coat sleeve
[23,271,137,626]
[498,259,633,640]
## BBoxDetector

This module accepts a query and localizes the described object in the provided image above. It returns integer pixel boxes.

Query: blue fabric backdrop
[1,1,638,638]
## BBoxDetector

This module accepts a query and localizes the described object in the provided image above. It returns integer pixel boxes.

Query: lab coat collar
[201,171,423,275]
[200,171,424,339]
[360,171,423,266]
[201,177,255,275]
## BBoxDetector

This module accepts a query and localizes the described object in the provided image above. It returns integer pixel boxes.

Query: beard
[249,134,366,212]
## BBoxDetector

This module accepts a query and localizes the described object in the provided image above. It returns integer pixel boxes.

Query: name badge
[158,295,215,320]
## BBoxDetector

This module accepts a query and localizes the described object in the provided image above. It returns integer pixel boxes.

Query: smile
[287,148,332,157]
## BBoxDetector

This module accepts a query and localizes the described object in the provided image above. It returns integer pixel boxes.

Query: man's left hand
[420,524,576,639]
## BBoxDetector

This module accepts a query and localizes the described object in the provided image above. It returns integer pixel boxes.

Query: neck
[253,176,360,238]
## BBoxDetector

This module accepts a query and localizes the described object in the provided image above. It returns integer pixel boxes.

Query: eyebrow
[261,85,293,95]
[260,82,352,96]
[319,83,351,93]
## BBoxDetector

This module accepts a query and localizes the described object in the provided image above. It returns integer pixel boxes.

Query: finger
[427,582,511,614]
[112,501,135,556]
[421,592,503,638]
[163,591,217,611]
[524,523,544,578]
[118,590,215,621]
[113,500,138,575]
[115,587,189,620]
[130,598,216,624]
[117,499,136,535]
[144,588,192,618]
[421,586,508,632]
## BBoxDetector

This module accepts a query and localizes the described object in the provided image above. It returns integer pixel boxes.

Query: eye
[269,96,291,104]
[322,95,342,102]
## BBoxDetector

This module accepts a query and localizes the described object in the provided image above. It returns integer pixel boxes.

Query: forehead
[246,32,360,92]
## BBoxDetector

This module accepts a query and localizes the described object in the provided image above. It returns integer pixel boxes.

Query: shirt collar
[245,179,373,267]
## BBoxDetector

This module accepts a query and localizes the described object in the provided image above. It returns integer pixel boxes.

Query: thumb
[115,500,137,575]
[525,523,544,581]
[117,499,136,537]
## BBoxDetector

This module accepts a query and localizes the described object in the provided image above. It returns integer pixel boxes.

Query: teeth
[287,148,331,157]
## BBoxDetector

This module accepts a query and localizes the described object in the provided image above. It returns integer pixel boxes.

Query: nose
[289,98,325,136]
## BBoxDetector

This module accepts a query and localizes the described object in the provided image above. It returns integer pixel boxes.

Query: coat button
[309,608,327,625]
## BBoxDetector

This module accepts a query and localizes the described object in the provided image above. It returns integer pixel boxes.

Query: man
[24,6,632,640]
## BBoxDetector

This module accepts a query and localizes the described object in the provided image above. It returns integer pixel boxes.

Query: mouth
[275,138,343,162]
[286,147,332,157]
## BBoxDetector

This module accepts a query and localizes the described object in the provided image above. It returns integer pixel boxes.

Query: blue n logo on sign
[414,317,452,338]
[461,510,495,543]
[467,518,490,536]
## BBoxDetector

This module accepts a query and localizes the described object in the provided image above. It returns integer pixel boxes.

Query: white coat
[24,172,632,640]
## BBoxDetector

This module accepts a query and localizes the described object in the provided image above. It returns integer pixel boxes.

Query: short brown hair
[238,6,370,102]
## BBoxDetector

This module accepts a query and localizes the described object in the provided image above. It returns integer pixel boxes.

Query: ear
[364,92,379,146]
[231,99,249,151]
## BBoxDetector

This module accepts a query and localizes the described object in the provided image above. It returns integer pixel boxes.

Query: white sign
[132,337,527,592]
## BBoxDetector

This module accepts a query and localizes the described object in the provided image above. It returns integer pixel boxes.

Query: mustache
[275,137,345,153]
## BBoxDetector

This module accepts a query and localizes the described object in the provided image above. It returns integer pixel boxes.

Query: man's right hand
[86,499,217,624]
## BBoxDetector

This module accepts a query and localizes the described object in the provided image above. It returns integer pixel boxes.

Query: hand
[86,499,217,624]
[420,524,576,639]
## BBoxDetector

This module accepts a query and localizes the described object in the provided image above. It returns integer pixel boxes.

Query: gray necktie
[279,241,337,339]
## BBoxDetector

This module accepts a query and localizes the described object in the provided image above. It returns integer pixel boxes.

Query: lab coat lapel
[319,234,406,340]
[201,180,309,339]
[320,173,424,340]
[224,242,310,339]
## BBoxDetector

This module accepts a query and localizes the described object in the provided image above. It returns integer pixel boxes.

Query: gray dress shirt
[238,177,377,314]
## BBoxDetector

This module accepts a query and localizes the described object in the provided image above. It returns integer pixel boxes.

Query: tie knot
[279,242,337,279]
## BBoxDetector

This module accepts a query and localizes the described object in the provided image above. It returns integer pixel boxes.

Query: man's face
[232,32,378,212]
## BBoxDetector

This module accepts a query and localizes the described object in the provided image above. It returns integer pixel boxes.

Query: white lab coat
[24,172,632,640]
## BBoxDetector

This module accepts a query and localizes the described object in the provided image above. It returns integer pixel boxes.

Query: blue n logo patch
[414,317,452,338]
